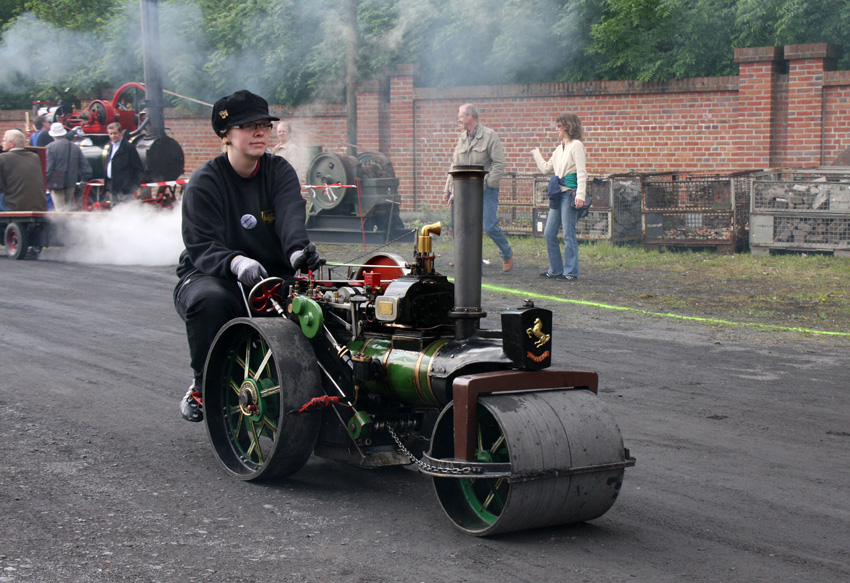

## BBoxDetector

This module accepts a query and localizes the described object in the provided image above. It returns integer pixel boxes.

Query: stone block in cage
[750,214,774,245]
[830,186,850,211]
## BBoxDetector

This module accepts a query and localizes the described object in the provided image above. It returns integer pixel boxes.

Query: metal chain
[386,425,473,475]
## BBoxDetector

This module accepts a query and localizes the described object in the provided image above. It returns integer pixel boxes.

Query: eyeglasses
[235,122,274,132]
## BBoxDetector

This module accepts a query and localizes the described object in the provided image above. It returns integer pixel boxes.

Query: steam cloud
[49,201,184,266]
[0,1,568,103]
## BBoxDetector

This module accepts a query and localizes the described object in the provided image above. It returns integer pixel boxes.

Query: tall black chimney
[136,0,184,182]
[140,0,165,137]
[449,165,487,340]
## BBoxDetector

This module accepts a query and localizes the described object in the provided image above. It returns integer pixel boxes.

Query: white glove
[230,255,268,286]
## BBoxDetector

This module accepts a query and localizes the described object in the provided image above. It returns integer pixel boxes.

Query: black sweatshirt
[177,152,309,280]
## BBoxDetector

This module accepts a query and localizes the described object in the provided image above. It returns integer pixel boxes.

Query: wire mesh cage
[752,169,850,213]
[641,172,754,252]
[497,173,536,236]
[749,168,850,255]
[531,174,642,242]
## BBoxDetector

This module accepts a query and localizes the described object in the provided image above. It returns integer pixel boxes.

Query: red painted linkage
[296,395,340,413]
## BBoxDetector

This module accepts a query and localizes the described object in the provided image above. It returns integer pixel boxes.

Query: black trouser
[173,271,245,384]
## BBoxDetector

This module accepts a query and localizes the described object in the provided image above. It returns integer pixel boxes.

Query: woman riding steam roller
[173,90,323,422]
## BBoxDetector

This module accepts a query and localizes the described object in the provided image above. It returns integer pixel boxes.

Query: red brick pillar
[356,79,382,154]
[388,64,415,210]
[783,43,840,167]
[733,46,783,169]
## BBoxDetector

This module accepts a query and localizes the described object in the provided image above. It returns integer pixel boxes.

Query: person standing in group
[173,90,323,423]
[30,116,54,147]
[271,121,307,183]
[443,103,514,272]
[104,122,144,204]
[531,113,588,280]
[0,129,46,212]
[45,123,92,211]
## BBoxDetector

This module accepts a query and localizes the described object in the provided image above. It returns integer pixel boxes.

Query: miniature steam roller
[200,165,634,536]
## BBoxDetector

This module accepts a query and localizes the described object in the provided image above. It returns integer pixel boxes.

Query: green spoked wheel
[456,407,510,525]
[203,317,323,481]
[431,390,630,536]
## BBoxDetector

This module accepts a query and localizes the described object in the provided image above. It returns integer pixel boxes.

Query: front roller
[203,317,323,481]
[429,389,632,536]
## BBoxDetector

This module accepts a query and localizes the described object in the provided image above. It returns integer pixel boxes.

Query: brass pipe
[418,221,442,254]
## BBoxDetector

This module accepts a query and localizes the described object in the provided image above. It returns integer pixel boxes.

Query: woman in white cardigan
[531,113,587,280]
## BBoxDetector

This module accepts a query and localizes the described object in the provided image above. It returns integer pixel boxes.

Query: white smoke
[0,13,104,93]
[49,200,183,266]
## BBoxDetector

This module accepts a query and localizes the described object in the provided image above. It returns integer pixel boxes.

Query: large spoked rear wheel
[203,317,323,481]
[431,390,629,536]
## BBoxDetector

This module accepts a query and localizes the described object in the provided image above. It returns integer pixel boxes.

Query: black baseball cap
[211,90,279,137]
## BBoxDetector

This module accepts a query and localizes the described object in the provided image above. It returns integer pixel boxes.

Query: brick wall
[4,44,849,213]
[824,69,850,165]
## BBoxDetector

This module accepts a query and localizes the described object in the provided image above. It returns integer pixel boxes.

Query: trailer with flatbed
[0,211,63,260]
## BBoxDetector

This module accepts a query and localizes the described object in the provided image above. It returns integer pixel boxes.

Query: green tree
[4,0,850,110]
[590,0,747,81]
[24,0,116,32]
[1,0,28,31]
[734,0,850,70]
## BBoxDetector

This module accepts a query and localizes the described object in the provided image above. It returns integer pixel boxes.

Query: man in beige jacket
[443,103,513,272]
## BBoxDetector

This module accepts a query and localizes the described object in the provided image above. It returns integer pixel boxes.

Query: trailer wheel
[203,317,323,481]
[4,222,30,260]
[430,390,629,536]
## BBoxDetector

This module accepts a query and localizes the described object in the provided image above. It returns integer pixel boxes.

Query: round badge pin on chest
[240,214,258,229]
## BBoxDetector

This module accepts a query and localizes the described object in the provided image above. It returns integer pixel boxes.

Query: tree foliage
[0,0,849,109]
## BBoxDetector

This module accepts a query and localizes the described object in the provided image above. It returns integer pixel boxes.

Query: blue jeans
[0,193,10,211]
[544,191,579,277]
[483,187,512,261]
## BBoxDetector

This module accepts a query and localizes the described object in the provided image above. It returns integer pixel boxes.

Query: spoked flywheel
[430,389,632,536]
[203,317,323,481]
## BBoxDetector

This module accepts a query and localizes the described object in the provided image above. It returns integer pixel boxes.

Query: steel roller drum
[430,388,629,536]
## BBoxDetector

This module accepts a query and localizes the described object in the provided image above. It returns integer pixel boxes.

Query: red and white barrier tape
[140,180,187,187]
[301,183,356,190]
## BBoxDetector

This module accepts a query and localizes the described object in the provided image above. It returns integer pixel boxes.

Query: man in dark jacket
[45,123,92,211]
[104,122,144,204]
[0,129,47,212]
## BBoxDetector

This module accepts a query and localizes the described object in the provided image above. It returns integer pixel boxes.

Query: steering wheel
[248,278,286,315]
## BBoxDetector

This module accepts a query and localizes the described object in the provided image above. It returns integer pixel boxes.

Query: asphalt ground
[0,229,848,582]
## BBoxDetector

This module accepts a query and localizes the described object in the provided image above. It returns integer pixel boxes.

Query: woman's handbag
[571,189,592,220]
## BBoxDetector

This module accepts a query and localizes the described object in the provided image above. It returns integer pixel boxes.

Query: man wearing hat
[45,122,92,211]
[173,89,323,422]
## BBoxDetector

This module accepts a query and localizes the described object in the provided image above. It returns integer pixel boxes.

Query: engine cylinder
[347,337,449,407]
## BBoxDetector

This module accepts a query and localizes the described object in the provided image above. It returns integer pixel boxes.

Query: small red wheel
[248,278,286,315]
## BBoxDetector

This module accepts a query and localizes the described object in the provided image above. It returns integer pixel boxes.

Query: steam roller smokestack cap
[211,90,280,137]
